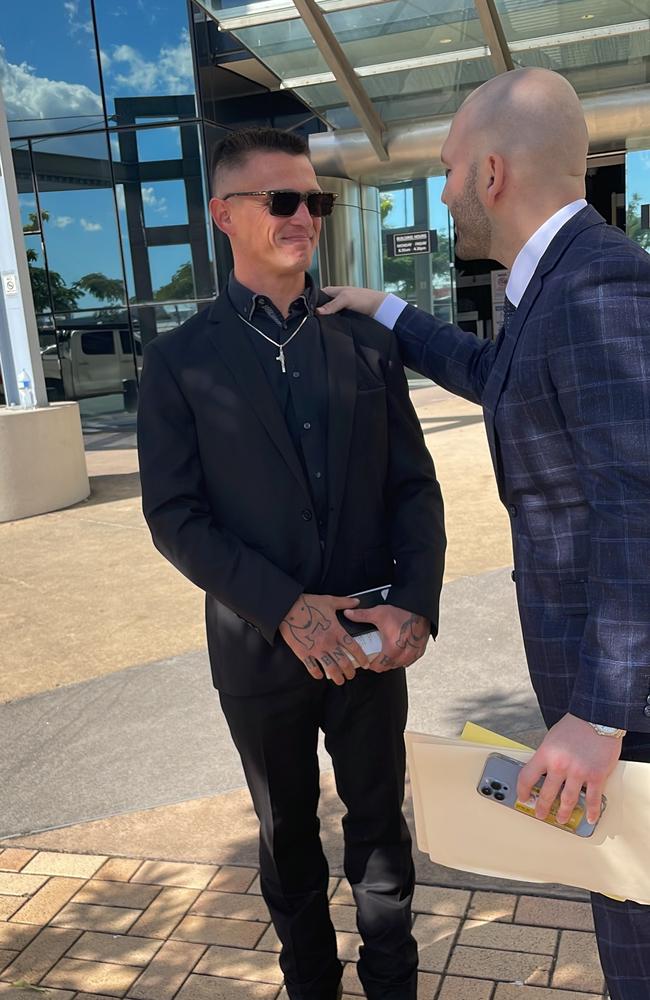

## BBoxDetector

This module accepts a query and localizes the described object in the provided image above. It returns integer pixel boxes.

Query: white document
[405,730,650,904]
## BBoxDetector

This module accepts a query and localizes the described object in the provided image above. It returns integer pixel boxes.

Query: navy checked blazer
[394,206,650,733]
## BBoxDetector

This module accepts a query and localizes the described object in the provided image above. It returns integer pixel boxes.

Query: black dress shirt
[227,272,329,548]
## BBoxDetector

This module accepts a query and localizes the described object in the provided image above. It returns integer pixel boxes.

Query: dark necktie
[502,295,516,335]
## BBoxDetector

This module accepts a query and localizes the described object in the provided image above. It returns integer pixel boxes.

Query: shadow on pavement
[81,471,142,506]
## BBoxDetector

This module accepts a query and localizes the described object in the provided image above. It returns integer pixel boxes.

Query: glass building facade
[4,0,326,418]
[2,1,650,417]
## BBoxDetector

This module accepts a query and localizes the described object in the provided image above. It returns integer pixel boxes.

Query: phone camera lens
[494,792,506,801]
[490,781,502,791]
[480,786,492,796]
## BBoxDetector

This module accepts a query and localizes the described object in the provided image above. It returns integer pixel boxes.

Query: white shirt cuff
[373,293,408,330]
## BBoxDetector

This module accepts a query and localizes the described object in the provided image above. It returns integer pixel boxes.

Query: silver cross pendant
[276,346,287,373]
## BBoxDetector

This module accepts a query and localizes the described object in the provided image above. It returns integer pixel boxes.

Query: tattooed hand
[280,593,369,685]
[343,604,430,673]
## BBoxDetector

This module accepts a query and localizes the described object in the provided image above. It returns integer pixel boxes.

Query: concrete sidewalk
[0,387,610,998]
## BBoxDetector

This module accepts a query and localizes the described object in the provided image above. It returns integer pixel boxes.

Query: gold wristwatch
[588,723,626,738]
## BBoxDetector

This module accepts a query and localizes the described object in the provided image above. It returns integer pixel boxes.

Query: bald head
[457,67,588,186]
[440,68,589,265]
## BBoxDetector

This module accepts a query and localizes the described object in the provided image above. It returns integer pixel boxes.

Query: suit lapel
[482,205,605,425]
[206,294,310,497]
[320,311,357,579]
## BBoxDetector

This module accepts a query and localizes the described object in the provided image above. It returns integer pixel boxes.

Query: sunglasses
[222,189,338,218]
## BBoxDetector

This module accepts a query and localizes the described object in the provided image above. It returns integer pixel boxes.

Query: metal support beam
[291,0,389,162]
[474,0,514,74]
[0,88,48,407]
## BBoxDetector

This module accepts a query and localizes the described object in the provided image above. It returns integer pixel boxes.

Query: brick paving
[0,847,607,999]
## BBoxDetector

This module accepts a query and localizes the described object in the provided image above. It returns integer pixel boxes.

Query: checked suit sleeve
[393,305,499,405]
[137,341,303,647]
[549,256,650,731]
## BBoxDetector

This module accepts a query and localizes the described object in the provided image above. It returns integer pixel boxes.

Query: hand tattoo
[395,614,427,651]
[282,600,331,650]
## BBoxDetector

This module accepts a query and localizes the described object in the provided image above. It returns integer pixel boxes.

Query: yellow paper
[460,721,532,752]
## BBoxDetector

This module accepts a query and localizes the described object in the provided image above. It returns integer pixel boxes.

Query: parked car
[1,321,142,411]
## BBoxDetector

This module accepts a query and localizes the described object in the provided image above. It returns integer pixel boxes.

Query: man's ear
[484,153,506,208]
[209,196,232,235]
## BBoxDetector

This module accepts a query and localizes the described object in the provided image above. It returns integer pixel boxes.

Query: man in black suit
[137,127,445,1000]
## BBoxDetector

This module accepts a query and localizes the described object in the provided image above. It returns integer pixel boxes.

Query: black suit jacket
[137,290,446,695]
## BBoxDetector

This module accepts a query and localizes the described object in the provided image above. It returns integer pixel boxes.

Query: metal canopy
[196,1,650,173]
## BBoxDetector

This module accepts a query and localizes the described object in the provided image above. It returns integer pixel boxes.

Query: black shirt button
[646,694,650,704]
[292,371,300,378]
[301,509,313,521]
[303,421,311,430]
[508,504,518,517]
[644,705,650,718]
[315,471,322,479]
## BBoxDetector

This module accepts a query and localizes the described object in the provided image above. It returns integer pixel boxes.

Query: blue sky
[381,176,451,236]
[3,1,205,307]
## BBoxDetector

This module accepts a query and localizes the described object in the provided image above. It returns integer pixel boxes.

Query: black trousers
[219,668,417,1000]
[590,730,650,1000]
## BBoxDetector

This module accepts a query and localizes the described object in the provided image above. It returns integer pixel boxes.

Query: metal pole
[0,87,48,407]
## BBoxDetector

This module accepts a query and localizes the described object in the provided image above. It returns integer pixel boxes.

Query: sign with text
[386,229,438,257]
[491,268,510,338]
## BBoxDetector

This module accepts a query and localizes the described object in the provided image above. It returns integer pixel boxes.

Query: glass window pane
[3,0,104,137]
[136,126,182,162]
[112,123,216,304]
[51,309,139,417]
[32,132,127,311]
[141,180,189,227]
[149,246,196,301]
[497,0,650,98]
[131,301,202,350]
[94,0,197,124]
[626,150,650,253]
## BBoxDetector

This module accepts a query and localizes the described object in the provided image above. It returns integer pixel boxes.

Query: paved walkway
[0,387,612,997]
[0,848,606,1000]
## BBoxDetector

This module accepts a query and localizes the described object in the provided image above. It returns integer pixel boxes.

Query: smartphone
[476,752,606,837]
[336,585,391,656]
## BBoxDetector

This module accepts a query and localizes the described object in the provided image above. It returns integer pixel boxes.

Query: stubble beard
[452,162,492,260]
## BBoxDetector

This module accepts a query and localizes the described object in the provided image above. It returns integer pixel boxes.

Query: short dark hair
[210,128,310,194]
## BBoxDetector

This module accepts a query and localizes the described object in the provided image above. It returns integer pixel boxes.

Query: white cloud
[80,218,102,231]
[0,44,102,133]
[111,29,193,95]
[53,216,74,228]
[64,0,94,37]
[142,186,167,215]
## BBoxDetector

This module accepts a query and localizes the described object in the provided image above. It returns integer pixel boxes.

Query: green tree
[626,193,650,251]
[24,210,80,312]
[75,272,125,304]
[380,194,452,299]
[154,261,194,301]
[381,194,416,298]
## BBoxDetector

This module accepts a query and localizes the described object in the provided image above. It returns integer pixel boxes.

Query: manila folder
[405,730,650,905]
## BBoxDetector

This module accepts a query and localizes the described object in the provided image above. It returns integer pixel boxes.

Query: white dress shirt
[374,198,588,327]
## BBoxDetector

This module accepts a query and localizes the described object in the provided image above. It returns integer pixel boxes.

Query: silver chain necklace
[237,312,310,373]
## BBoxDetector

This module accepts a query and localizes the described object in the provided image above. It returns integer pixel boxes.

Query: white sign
[2,271,18,296]
[490,269,509,338]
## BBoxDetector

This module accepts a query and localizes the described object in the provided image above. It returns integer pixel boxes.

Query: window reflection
[3,0,104,138]
[111,123,215,305]
[32,132,126,311]
[626,150,650,253]
[94,0,196,123]
[50,310,140,413]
